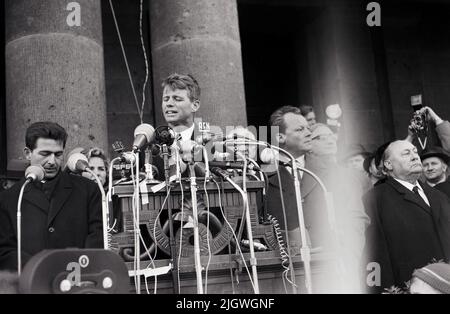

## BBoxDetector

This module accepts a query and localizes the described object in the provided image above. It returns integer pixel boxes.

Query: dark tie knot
[412,186,420,194]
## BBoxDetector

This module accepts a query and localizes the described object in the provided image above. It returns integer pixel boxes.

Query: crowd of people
[1,73,450,294]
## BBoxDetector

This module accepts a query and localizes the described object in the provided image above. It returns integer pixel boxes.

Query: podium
[109,179,332,293]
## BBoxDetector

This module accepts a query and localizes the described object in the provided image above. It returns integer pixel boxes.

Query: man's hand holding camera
[420,106,444,126]
[406,106,444,142]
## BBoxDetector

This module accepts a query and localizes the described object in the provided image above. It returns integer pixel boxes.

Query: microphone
[210,167,230,179]
[178,140,203,162]
[209,160,246,169]
[18,165,45,276]
[213,151,231,161]
[66,153,90,173]
[133,123,155,152]
[155,126,176,146]
[25,165,45,182]
[260,148,279,164]
[120,151,136,164]
[195,133,225,146]
[177,140,211,178]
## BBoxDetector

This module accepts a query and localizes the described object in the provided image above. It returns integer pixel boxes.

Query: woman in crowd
[81,147,109,191]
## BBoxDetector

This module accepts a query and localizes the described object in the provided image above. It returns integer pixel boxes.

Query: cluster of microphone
[21,122,284,185]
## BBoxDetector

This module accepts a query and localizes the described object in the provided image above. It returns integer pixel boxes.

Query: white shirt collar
[279,154,304,164]
[178,124,195,143]
[394,178,421,192]
[394,177,430,206]
[296,155,305,168]
[279,154,305,177]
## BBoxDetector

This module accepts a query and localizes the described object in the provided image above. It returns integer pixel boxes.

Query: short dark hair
[25,122,68,150]
[299,105,314,116]
[269,106,302,133]
[162,73,201,102]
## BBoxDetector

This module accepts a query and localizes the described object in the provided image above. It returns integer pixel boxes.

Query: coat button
[48,227,55,233]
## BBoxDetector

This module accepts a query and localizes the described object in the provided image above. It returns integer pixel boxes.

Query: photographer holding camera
[406,106,450,154]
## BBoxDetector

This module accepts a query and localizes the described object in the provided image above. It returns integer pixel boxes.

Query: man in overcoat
[0,122,103,270]
[363,140,450,293]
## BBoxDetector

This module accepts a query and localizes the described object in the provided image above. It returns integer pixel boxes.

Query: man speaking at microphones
[152,73,204,179]
[0,122,103,271]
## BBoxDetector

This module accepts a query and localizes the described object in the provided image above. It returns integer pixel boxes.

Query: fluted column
[5,0,108,159]
[150,0,248,129]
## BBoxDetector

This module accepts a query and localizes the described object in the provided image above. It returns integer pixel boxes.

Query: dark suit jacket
[266,165,315,231]
[435,180,450,199]
[362,177,450,293]
[0,171,103,270]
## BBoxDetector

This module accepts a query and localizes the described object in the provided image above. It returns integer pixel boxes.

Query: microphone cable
[127,164,157,294]
[149,187,172,294]
[174,146,188,294]
[177,178,184,294]
[138,0,150,123]
[274,160,297,293]
[203,179,212,293]
[130,162,138,292]
[212,178,256,293]
[85,168,111,250]
[267,214,292,294]
[108,0,141,121]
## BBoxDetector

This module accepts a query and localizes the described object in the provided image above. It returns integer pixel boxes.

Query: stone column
[5,0,108,160]
[150,0,248,129]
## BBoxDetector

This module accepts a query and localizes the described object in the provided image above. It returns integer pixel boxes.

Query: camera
[411,110,427,132]
[410,94,428,133]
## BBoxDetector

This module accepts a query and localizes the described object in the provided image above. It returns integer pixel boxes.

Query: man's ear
[191,100,200,113]
[277,132,286,145]
[23,147,32,161]
[443,163,448,173]
[384,160,393,171]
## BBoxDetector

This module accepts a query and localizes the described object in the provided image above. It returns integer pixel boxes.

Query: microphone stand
[161,144,180,294]
[17,179,32,276]
[85,169,110,250]
[187,162,204,294]
[236,152,260,294]
[132,151,142,294]
[224,139,313,294]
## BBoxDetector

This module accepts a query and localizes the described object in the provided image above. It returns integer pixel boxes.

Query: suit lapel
[267,165,318,201]
[268,166,290,191]
[300,159,318,199]
[47,172,73,226]
[300,169,318,199]
[387,178,431,215]
[421,182,441,221]
[23,181,50,214]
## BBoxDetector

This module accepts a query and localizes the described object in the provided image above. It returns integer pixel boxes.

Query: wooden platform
[127,251,337,294]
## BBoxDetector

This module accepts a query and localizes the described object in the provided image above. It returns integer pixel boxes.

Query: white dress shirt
[177,124,195,143]
[282,155,305,178]
[394,178,430,207]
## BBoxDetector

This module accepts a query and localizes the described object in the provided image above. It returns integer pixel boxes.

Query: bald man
[362,140,450,293]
